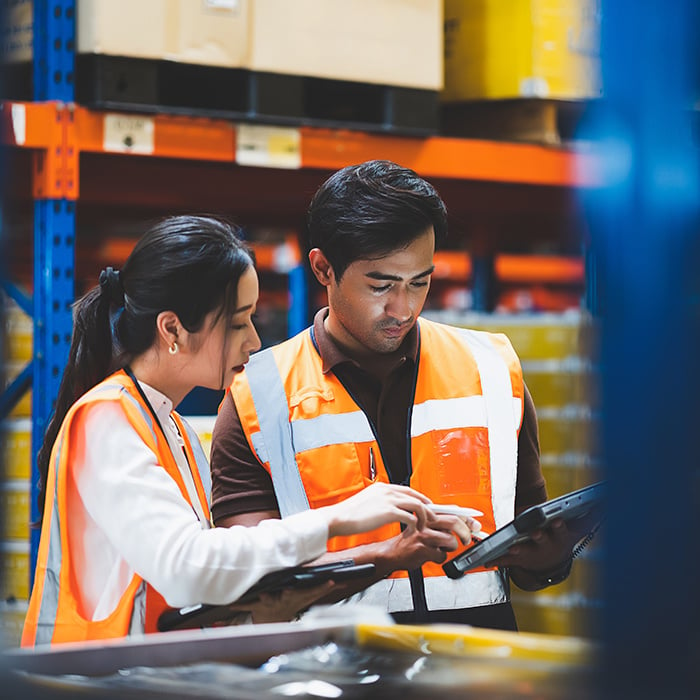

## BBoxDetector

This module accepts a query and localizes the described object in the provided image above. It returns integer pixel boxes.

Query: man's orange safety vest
[231,317,524,613]
[21,370,211,646]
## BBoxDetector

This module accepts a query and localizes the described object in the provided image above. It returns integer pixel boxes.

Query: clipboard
[442,481,606,579]
[157,560,376,632]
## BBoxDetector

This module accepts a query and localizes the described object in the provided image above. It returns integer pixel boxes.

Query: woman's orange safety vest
[21,370,211,646]
[231,318,524,613]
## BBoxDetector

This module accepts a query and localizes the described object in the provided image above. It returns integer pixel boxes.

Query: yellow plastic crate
[1,419,32,480]
[536,407,601,455]
[443,0,602,101]
[0,599,28,650]
[540,454,603,496]
[3,304,33,363]
[182,415,216,460]
[0,541,30,600]
[0,482,30,541]
[2,364,32,418]
[511,592,602,638]
[541,462,587,498]
[523,361,601,409]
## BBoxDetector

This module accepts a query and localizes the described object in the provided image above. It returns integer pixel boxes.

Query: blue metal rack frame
[16,0,76,579]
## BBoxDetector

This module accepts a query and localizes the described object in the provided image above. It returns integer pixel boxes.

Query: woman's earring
[169,341,178,355]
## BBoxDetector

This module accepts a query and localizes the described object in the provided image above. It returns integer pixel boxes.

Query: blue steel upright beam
[30,0,76,578]
[581,1,700,697]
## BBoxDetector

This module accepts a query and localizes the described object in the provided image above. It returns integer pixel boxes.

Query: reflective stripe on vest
[452,327,519,527]
[236,318,522,613]
[23,371,211,646]
[245,349,310,516]
[338,568,509,613]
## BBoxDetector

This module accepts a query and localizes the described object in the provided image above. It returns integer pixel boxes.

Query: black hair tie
[99,267,125,307]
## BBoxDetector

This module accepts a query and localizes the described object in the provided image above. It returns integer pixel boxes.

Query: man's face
[313,227,435,356]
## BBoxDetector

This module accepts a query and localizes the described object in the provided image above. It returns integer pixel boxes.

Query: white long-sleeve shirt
[68,382,328,620]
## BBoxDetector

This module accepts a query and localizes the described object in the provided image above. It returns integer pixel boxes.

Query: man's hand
[376,512,478,572]
[487,517,599,590]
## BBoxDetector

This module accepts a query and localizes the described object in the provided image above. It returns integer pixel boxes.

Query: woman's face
[195,266,262,390]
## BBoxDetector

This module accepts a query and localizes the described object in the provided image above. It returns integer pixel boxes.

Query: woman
[22,215,471,646]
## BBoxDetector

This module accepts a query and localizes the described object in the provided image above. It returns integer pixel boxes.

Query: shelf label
[236,124,301,169]
[11,103,26,145]
[103,114,155,154]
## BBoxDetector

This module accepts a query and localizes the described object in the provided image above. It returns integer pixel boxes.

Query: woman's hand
[321,482,434,538]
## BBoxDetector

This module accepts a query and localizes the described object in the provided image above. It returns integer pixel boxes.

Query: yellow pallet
[1,419,32,480]
[0,482,31,541]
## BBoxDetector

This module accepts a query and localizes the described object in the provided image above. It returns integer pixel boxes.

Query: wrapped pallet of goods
[442,0,602,143]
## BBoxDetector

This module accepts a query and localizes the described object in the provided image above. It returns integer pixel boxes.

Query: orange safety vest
[21,370,211,646]
[231,317,524,613]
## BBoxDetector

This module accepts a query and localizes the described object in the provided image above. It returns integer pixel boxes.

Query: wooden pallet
[440,98,593,146]
[74,54,439,136]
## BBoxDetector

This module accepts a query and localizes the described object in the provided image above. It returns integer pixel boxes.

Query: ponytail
[35,268,123,521]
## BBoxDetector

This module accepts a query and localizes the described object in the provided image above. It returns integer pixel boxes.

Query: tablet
[442,481,606,579]
[157,560,376,632]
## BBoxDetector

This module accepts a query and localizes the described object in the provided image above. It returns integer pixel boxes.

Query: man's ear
[308,248,334,286]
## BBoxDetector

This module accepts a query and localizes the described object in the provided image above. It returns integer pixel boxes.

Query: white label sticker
[204,0,239,10]
[11,103,26,145]
[236,124,301,169]
[103,114,155,154]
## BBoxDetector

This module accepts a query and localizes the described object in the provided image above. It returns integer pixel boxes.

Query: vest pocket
[296,443,366,508]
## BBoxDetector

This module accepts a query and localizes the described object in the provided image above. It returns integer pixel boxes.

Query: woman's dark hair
[307,159,448,281]
[36,215,253,520]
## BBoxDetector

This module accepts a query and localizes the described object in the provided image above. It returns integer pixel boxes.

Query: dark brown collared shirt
[210,308,546,524]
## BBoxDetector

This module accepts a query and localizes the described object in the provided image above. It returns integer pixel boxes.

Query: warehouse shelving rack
[0,1,602,586]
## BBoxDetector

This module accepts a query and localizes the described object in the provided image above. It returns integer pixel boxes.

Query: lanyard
[122,366,203,522]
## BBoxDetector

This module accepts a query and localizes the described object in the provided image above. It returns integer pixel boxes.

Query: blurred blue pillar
[584,1,700,697]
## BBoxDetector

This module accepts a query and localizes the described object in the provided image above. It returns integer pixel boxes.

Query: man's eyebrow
[365,265,435,282]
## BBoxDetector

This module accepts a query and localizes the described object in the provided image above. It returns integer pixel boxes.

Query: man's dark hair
[307,160,448,280]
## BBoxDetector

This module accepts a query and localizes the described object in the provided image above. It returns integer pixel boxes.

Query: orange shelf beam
[73,106,237,161]
[495,254,585,284]
[432,251,584,284]
[0,101,63,149]
[2,102,602,189]
[300,128,602,188]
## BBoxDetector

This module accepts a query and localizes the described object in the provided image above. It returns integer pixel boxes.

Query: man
[211,160,575,630]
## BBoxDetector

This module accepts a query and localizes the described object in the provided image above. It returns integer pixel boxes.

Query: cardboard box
[77,0,250,67]
[72,0,443,89]
[247,0,442,89]
[443,0,602,101]
[5,1,442,89]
